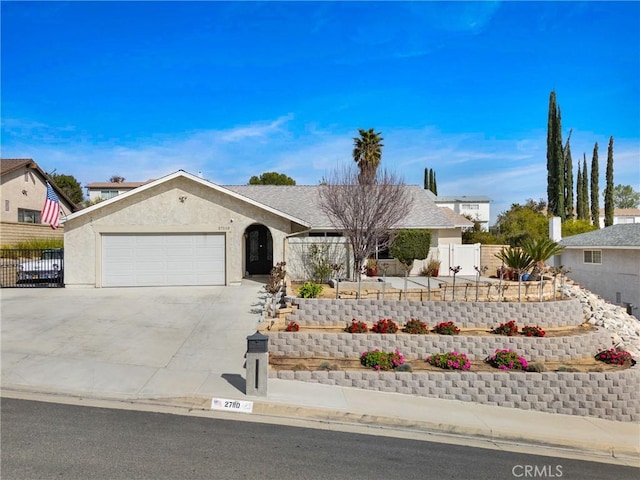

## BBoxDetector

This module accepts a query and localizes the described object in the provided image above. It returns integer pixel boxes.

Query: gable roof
[559,224,640,248]
[225,184,472,229]
[65,170,310,227]
[66,170,472,230]
[0,158,80,212]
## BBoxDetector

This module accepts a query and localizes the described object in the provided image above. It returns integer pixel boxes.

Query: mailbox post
[246,331,269,396]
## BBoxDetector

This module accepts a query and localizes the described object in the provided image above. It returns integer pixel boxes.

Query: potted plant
[366,258,378,277]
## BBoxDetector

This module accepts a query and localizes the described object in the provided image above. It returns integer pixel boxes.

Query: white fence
[436,243,481,276]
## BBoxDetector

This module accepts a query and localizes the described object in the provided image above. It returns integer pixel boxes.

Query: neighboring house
[434,195,491,231]
[558,224,640,317]
[0,159,78,245]
[63,170,472,288]
[598,208,640,228]
[86,180,154,202]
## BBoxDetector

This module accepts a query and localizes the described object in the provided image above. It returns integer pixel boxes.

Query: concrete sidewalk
[1,281,638,466]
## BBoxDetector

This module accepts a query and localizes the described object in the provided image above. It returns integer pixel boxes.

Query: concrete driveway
[1,280,268,399]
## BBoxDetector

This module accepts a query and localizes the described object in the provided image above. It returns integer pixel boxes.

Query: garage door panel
[102,234,225,287]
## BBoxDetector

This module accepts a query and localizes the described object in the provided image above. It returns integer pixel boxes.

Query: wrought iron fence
[0,248,64,288]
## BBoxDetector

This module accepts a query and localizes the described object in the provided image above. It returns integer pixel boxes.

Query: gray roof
[224,184,471,230]
[560,224,640,248]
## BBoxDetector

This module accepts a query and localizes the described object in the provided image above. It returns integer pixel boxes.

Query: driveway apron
[1,280,268,400]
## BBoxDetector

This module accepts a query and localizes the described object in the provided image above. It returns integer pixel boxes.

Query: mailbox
[247,331,269,353]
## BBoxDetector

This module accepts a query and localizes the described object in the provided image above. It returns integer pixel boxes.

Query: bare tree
[318,164,413,291]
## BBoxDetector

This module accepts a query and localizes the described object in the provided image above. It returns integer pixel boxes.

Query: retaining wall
[269,368,640,422]
[286,298,585,328]
[268,328,612,362]
[270,296,639,422]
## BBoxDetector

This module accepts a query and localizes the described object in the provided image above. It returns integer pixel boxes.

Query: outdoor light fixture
[179,195,187,203]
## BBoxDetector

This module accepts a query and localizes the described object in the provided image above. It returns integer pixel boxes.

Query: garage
[102,233,225,287]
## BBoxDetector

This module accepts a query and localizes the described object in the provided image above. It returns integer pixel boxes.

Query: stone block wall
[270,295,639,422]
[286,298,585,328]
[268,328,612,362]
[269,368,640,422]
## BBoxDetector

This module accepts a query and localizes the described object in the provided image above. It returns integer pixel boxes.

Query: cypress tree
[590,142,600,228]
[604,136,614,227]
[564,130,573,219]
[555,109,565,219]
[576,163,583,220]
[581,155,590,221]
[428,169,434,194]
[433,171,438,196]
[424,168,428,190]
[546,91,558,215]
[546,91,565,218]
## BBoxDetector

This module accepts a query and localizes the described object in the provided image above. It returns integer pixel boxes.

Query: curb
[2,386,638,467]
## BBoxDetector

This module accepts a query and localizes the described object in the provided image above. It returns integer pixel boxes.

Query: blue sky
[2,1,639,223]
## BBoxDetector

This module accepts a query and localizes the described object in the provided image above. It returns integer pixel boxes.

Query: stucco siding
[561,248,640,311]
[64,177,294,287]
[2,169,63,223]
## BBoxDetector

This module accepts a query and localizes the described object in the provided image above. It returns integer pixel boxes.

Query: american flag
[41,183,61,229]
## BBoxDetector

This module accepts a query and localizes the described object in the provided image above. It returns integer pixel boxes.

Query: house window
[461,204,479,210]
[4,200,9,212]
[100,190,119,199]
[583,250,602,264]
[18,208,41,224]
[24,172,29,182]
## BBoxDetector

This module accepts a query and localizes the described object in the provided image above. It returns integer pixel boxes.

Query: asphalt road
[1,398,638,480]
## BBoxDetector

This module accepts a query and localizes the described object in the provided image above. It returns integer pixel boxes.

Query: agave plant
[495,247,534,278]
[495,247,534,302]
[520,238,565,281]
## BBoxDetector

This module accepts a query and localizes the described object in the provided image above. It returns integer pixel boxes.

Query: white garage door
[102,234,225,287]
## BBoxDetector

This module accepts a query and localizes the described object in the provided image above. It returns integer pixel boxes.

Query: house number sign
[211,397,253,413]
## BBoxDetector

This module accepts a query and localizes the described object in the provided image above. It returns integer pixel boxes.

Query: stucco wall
[1,168,74,224]
[63,177,296,287]
[561,248,640,313]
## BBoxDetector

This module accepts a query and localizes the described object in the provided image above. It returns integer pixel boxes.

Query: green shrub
[485,349,528,371]
[318,361,339,371]
[432,321,460,335]
[526,362,546,372]
[360,349,405,371]
[2,238,63,249]
[426,351,471,370]
[298,282,323,298]
[557,365,579,372]
[344,319,369,333]
[403,318,429,334]
[395,363,413,372]
[371,318,398,334]
[491,320,519,336]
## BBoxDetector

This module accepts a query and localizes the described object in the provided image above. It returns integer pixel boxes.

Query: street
[1,398,637,480]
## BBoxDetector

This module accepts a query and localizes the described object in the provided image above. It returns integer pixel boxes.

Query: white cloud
[2,115,638,224]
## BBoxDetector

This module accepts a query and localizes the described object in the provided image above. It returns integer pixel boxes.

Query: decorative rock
[561,281,640,359]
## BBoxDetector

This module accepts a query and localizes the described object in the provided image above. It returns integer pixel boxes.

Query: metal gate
[0,249,64,288]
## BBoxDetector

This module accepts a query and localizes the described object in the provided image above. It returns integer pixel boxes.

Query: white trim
[66,170,311,228]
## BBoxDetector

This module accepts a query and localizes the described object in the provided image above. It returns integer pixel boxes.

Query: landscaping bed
[269,354,630,373]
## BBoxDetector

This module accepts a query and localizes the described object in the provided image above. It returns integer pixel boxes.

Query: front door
[245,225,273,275]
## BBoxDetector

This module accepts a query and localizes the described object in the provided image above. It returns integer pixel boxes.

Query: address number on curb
[211,398,253,414]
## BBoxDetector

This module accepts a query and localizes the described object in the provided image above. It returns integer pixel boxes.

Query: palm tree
[521,238,565,281]
[353,128,383,185]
